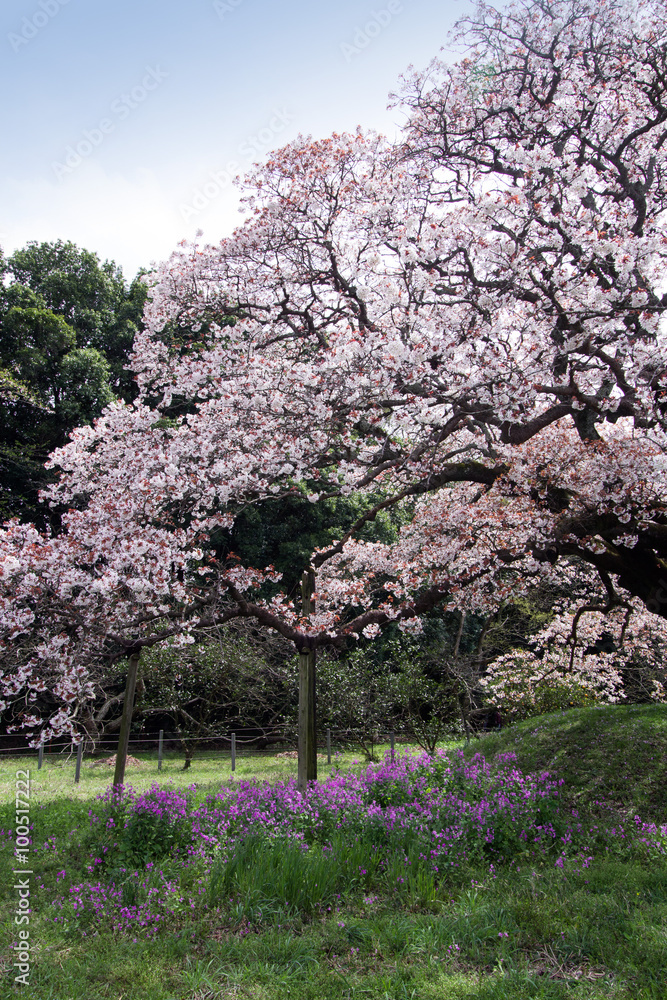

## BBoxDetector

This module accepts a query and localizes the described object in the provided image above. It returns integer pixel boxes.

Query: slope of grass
[0,705,665,1000]
[463,703,667,822]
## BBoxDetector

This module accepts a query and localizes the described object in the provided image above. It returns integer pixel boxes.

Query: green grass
[0,707,665,1000]
[463,703,667,822]
[3,863,665,999]
[0,746,406,806]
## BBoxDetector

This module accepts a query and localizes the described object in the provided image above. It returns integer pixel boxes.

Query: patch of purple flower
[47,749,666,939]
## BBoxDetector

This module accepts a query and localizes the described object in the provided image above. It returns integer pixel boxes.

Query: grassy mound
[1,706,665,1000]
[464,703,667,821]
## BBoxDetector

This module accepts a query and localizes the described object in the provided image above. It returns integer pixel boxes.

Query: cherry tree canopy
[3,0,667,739]
[481,595,667,717]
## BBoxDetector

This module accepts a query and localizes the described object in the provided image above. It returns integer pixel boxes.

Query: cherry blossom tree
[0,505,241,784]
[3,0,667,783]
[481,597,667,718]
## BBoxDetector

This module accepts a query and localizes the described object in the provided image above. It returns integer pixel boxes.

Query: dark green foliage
[221,491,405,598]
[0,240,146,526]
[312,625,487,756]
[137,631,296,736]
[6,239,146,400]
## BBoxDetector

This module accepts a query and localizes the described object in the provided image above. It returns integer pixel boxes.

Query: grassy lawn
[0,706,665,1000]
[0,745,392,806]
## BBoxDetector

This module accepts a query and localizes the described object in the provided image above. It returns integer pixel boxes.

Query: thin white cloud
[1,162,205,277]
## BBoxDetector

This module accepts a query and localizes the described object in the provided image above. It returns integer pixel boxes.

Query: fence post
[38,746,43,770]
[158,730,164,772]
[327,728,331,765]
[390,731,395,763]
[231,732,236,772]
[75,742,83,784]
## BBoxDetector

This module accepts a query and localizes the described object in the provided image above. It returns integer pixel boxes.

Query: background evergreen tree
[0,240,146,526]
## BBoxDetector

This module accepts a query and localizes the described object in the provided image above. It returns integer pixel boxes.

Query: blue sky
[1,0,471,280]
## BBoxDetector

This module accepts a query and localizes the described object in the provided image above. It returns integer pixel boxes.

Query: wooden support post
[158,730,164,772]
[38,746,43,770]
[298,648,317,789]
[113,650,141,790]
[231,732,236,772]
[75,742,83,784]
[390,731,395,762]
[327,728,331,765]
[298,567,317,791]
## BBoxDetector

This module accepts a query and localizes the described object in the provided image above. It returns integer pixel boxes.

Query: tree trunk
[113,650,141,790]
